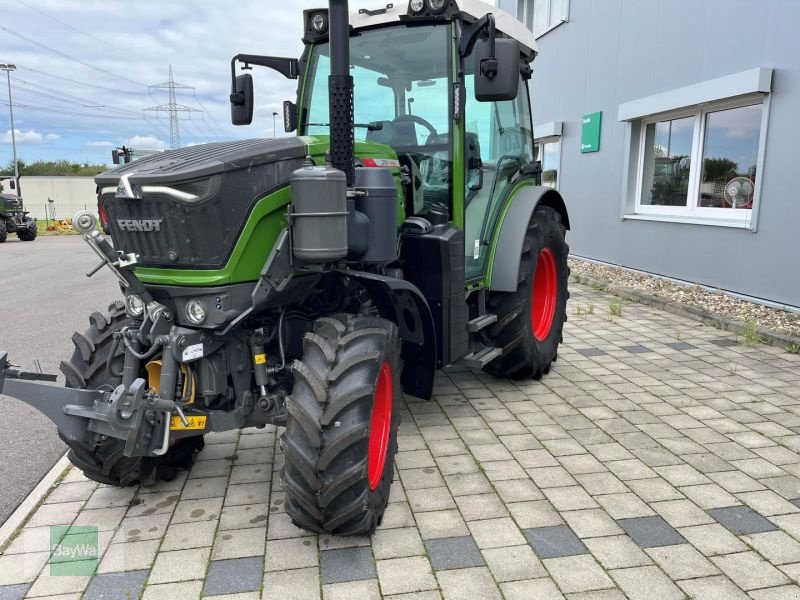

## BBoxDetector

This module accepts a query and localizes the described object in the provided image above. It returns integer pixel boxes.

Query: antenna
[144,66,201,148]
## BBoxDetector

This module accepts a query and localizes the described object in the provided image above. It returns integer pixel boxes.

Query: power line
[1,101,143,120]
[14,65,149,96]
[192,92,227,138]
[0,25,147,88]
[14,80,143,117]
[12,0,113,47]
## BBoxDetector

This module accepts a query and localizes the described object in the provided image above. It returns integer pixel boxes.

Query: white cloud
[87,140,115,148]
[125,135,167,150]
[45,133,60,140]
[1,129,44,144]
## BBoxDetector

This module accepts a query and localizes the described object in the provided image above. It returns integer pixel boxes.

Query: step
[461,345,502,369]
[467,313,498,333]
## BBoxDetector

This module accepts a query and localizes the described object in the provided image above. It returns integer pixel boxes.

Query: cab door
[463,74,534,281]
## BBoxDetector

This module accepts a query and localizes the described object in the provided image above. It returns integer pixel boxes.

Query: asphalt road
[0,235,119,526]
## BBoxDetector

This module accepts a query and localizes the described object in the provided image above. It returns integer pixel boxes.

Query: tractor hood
[96,138,308,270]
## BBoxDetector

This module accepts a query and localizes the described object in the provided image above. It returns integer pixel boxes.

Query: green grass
[609,299,623,317]
[573,302,595,318]
[742,319,767,346]
[224,453,239,462]
[786,344,800,355]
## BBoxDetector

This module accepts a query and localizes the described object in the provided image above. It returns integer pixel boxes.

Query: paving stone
[575,472,627,495]
[372,527,424,559]
[562,509,623,538]
[0,584,30,600]
[322,579,381,600]
[415,509,469,539]
[203,557,264,596]
[212,526,266,560]
[749,585,800,600]
[454,492,508,520]
[262,567,320,600]
[224,482,270,506]
[320,546,376,584]
[595,493,655,519]
[654,464,711,486]
[678,482,739,509]
[709,505,778,535]
[711,551,791,590]
[161,520,218,551]
[543,555,615,594]
[524,525,588,559]
[528,466,578,488]
[678,523,748,555]
[468,517,525,549]
[609,566,685,600]
[543,486,598,511]
[743,531,800,565]
[265,537,318,571]
[406,487,456,512]
[0,552,50,586]
[645,544,719,579]
[376,556,437,595]
[433,566,500,600]
[709,470,767,493]
[218,503,268,531]
[493,479,545,503]
[481,544,547,582]
[565,590,628,600]
[583,535,652,569]
[425,536,484,571]
[113,513,172,543]
[180,476,229,499]
[46,480,96,505]
[738,490,800,516]
[578,348,607,357]
[667,342,696,351]
[149,547,211,584]
[676,575,749,600]
[616,516,687,548]
[229,464,271,485]
[508,500,564,528]
[171,497,224,524]
[499,578,565,600]
[97,539,160,573]
[141,580,204,600]
[652,498,715,527]
[379,501,416,530]
[443,472,493,496]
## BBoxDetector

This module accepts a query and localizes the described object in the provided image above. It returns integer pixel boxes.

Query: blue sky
[0,0,390,167]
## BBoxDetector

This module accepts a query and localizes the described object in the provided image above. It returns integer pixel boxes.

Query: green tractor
[0,0,569,535]
[0,192,37,242]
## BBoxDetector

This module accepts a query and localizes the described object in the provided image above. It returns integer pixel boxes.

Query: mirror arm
[458,13,495,59]
[233,54,299,80]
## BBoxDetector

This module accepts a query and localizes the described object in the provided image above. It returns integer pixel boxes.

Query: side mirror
[283,101,298,133]
[111,150,120,165]
[230,74,254,126]
[474,37,520,102]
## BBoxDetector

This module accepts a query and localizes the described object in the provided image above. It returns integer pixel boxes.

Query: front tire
[17,222,37,241]
[483,204,569,379]
[0,219,7,243]
[60,302,204,486]
[282,314,401,536]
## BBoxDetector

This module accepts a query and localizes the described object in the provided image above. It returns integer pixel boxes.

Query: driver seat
[419,133,450,208]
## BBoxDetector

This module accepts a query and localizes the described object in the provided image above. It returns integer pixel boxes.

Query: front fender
[489,185,570,292]
[337,270,437,400]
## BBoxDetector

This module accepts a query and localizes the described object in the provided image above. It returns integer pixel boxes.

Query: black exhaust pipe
[328,0,354,186]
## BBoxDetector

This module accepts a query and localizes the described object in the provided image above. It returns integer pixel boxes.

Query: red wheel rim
[531,247,558,342]
[367,362,393,491]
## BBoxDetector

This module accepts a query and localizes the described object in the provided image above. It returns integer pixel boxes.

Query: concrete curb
[571,273,800,350]
[0,453,70,550]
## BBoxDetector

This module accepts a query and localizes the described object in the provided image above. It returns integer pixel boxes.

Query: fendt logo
[117,219,163,232]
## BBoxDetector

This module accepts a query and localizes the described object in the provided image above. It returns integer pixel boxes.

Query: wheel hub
[531,247,558,341]
[367,362,393,491]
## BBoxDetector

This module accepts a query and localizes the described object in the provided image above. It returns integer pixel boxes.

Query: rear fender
[490,186,569,292]
[337,270,437,400]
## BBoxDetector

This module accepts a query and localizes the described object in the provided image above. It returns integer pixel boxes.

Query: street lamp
[0,64,18,195]
[272,111,278,138]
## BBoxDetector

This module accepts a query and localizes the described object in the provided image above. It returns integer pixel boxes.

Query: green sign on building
[581,111,602,153]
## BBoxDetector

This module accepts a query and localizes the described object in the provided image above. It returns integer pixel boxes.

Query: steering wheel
[394,114,438,141]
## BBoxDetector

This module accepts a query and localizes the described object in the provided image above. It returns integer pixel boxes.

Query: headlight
[409,0,426,14]
[429,0,447,12]
[185,299,207,325]
[311,12,327,33]
[125,294,145,318]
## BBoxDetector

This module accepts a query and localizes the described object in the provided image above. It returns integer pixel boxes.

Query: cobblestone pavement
[2,283,800,600]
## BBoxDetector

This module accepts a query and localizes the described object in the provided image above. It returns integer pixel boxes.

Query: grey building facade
[498,0,800,308]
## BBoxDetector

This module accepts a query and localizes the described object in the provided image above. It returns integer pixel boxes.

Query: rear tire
[0,219,7,243]
[17,222,37,241]
[282,314,401,536]
[60,301,204,486]
[483,205,569,379]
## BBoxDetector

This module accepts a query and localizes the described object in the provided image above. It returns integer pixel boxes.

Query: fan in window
[723,176,755,209]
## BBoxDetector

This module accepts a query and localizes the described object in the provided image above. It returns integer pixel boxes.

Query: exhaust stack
[328,0,354,186]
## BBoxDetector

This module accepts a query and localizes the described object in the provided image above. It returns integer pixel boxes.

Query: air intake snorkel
[328,0,355,186]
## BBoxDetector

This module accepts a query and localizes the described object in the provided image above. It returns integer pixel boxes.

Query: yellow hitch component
[144,360,197,405]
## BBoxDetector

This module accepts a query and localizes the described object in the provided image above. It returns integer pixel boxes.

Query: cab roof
[350,0,537,56]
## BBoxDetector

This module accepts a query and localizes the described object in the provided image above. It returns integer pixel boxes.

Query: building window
[535,139,560,189]
[516,0,568,38]
[634,100,764,223]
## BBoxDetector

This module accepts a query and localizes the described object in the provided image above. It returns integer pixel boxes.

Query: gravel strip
[569,258,800,341]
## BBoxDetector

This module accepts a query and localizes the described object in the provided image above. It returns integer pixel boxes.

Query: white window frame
[535,135,561,190]
[632,96,764,227]
[517,0,569,38]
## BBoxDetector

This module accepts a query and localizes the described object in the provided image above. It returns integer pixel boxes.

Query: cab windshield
[303,24,452,209]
